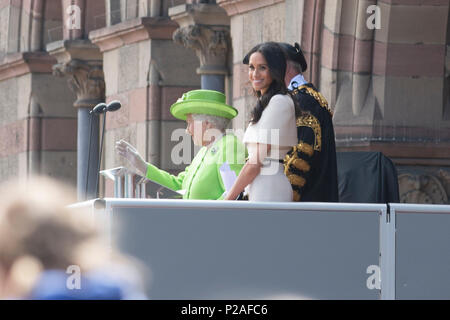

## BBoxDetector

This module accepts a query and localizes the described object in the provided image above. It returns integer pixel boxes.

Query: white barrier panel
[80,199,385,300]
[390,204,450,300]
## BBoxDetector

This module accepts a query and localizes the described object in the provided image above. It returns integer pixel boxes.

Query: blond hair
[0,176,148,299]
[0,177,102,271]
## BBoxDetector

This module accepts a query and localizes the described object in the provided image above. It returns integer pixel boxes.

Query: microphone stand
[95,112,107,199]
[84,102,105,200]
[84,112,96,200]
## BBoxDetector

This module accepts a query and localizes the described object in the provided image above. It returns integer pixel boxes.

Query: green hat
[170,89,238,121]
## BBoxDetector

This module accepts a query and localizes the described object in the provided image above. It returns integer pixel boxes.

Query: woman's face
[186,114,205,146]
[186,114,220,147]
[248,51,273,95]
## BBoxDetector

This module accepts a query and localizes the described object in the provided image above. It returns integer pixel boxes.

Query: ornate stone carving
[47,40,105,108]
[169,2,230,76]
[173,24,229,75]
[438,169,450,199]
[53,59,105,108]
[399,172,448,204]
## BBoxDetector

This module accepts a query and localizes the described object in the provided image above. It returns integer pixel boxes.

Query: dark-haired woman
[225,42,297,201]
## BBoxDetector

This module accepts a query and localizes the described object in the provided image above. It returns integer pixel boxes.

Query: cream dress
[243,94,298,202]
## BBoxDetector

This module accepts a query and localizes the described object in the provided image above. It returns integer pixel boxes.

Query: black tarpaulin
[337,152,400,203]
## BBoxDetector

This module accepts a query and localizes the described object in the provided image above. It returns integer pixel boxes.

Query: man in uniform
[279,42,339,202]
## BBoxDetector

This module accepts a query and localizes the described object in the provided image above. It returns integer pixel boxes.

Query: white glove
[115,139,148,176]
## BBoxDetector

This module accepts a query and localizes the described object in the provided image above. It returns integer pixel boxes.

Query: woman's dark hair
[243,42,298,124]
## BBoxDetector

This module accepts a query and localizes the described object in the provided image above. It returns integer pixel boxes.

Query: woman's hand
[115,139,148,176]
[223,161,261,200]
[224,143,270,200]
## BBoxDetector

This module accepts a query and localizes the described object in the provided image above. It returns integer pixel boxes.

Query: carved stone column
[53,59,104,108]
[47,39,105,200]
[169,2,230,93]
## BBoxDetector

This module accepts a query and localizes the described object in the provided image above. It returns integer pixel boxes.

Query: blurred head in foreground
[0,176,146,300]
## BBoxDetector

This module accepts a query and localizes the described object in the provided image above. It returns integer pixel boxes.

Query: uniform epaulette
[296,114,322,152]
[292,85,334,117]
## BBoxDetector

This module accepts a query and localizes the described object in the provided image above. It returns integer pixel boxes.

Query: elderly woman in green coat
[115,90,246,200]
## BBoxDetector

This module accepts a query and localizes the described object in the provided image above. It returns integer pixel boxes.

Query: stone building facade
[0,0,449,203]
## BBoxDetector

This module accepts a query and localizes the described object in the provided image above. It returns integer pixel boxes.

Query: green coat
[145,134,246,200]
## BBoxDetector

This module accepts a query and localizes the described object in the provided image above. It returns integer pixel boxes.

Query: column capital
[47,40,105,108]
[170,3,230,76]
[173,24,230,75]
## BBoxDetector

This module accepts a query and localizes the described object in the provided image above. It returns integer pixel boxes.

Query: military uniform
[283,81,339,202]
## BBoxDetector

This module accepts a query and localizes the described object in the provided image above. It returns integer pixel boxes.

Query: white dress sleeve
[243,94,297,148]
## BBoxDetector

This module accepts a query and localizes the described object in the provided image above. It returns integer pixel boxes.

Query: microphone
[95,100,122,199]
[90,102,107,114]
[106,100,121,112]
[85,100,122,199]
[89,101,121,115]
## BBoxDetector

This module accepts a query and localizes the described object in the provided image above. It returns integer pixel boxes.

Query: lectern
[100,166,182,199]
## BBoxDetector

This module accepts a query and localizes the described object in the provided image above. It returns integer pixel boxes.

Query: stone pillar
[0,52,77,182]
[89,13,200,197]
[300,0,324,89]
[45,0,106,201]
[0,0,78,184]
[319,0,450,204]
[47,40,105,201]
[169,2,230,93]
